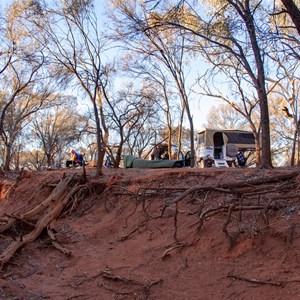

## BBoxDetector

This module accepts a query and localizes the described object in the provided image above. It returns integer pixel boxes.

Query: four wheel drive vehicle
[195,128,256,168]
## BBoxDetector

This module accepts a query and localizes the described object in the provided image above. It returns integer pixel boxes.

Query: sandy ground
[1,166,300,300]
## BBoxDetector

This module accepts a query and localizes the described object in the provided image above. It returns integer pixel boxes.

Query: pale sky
[0,0,218,130]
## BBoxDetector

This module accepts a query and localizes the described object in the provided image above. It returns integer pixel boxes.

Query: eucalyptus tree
[147,76,182,159]
[30,101,85,167]
[109,0,196,166]
[145,0,273,168]
[268,95,298,166]
[278,0,300,36]
[127,124,157,158]
[268,1,300,165]
[15,0,115,176]
[0,1,66,171]
[0,17,14,76]
[0,52,56,171]
[197,67,262,162]
[121,56,182,159]
[205,103,250,130]
[0,85,54,171]
[0,49,61,171]
[266,63,300,166]
[105,83,160,167]
[21,149,47,170]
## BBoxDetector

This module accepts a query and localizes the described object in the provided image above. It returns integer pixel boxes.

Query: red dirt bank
[1,167,300,299]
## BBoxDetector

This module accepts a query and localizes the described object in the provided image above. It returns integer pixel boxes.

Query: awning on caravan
[199,129,255,149]
[225,132,255,145]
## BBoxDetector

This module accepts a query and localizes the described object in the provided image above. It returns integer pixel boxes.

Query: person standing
[236,150,246,167]
[105,156,112,168]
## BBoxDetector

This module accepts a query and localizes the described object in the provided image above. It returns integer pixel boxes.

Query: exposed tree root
[286,222,296,247]
[227,273,284,287]
[47,220,71,255]
[161,244,185,259]
[100,269,162,299]
[0,173,90,271]
[118,170,300,254]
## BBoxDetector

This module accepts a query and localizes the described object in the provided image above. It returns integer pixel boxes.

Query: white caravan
[195,128,256,168]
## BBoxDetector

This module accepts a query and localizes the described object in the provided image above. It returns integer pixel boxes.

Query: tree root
[100,269,162,299]
[227,273,284,287]
[119,171,299,252]
[286,222,296,247]
[47,220,71,256]
[0,173,89,271]
[161,244,184,259]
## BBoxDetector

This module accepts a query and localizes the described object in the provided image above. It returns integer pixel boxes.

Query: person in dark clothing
[236,150,246,167]
[105,156,113,168]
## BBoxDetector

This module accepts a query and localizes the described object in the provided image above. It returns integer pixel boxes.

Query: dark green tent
[123,155,184,169]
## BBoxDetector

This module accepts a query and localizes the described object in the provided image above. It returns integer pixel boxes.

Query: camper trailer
[195,128,256,168]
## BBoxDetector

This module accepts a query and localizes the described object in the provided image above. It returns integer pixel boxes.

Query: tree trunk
[93,103,104,176]
[177,111,184,160]
[281,0,300,36]
[164,88,173,160]
[258,90,272,168]
[46,153,52,167]
[186,110,195,167]
[115,144,123,168]
[243,2,272,168]
[3,143,12,172]
[254,133,261,166]
[291,130,297,166]
[14,148,20,172]
[97,87,110,174]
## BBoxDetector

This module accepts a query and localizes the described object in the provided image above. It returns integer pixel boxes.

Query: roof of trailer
[197,128,255,148]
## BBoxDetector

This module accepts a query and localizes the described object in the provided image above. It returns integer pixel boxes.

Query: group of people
[68,149,114,168]
[150,146,169,160]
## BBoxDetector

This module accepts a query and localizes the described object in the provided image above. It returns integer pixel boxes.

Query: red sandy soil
[1,166,300,300]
